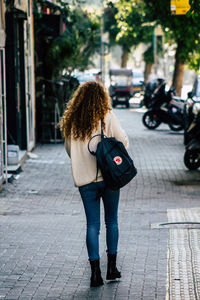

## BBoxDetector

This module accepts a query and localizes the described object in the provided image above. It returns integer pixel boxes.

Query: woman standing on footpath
[60,81,129,287]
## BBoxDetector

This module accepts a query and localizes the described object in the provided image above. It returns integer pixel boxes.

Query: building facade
[0,1,7,186]
[5,0,35,157]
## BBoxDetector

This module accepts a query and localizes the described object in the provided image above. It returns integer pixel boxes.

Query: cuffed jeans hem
[88,257,100,261]
[106,250,118,254]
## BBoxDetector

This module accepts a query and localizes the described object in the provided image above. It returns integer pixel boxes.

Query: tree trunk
[121,49,129,68]
[172,44,185,96]
[144,61,153,83]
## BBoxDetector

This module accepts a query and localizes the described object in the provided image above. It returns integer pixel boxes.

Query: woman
[60,81,129,287]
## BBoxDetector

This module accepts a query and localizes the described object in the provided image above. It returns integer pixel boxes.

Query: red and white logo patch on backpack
[113,156,122,165]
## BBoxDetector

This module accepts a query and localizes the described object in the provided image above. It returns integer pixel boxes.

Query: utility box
[7,145,19,165]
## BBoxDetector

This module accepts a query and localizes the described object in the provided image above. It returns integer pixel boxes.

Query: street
[0,108,200,300]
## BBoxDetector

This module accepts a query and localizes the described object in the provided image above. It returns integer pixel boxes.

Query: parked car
[109,69,133,108]
[132,70,144,94]
[74,72,96,85]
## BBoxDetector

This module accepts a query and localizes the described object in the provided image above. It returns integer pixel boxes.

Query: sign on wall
[171,0,190,15]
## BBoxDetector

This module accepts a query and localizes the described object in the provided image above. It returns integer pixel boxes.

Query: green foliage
[104,0,157,63]
[186,51,200,71]
[34,0,100,78]
[143,35,163,64]
[187,0,200,18]
[115,0,144,51]
[143,0,200,65]
[104,0,200,79]
[104,1,148,52]
[104,2,119,46]
[47,8,100,76]
[143,46,154,64]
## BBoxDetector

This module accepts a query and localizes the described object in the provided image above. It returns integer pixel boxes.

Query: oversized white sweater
[65,111,129,187]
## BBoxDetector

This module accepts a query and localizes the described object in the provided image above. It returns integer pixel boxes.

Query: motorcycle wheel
[142,111,161,129]
[168,123,183,131]
[184,149,200,170]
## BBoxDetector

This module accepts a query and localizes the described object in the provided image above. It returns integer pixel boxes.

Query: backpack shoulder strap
[101,120,104,137]
[87,120,106,184]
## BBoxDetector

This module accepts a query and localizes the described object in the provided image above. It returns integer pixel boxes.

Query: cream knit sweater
[65,111,129,187]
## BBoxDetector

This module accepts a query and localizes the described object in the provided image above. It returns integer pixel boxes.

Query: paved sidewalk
[0,108,200,300]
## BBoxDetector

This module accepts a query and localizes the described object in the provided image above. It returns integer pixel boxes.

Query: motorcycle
[184,102,200,170]
[183,75,200,144]
[142,79,185,131]
[183,96,197,145]
[142,78,166,108]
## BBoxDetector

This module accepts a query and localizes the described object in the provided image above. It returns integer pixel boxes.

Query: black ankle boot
[89,259,104,287]
[106,253,121,280]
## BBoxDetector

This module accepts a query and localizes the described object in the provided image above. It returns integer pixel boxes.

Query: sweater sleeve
[64,137,71,157]
[110,111,129,149]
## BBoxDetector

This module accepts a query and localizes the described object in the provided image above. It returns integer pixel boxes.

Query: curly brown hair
[59,81,112,141]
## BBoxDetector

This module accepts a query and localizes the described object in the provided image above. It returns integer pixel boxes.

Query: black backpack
[88,127,137,190]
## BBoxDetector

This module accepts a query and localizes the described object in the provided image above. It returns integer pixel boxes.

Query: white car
[75,72,97,85]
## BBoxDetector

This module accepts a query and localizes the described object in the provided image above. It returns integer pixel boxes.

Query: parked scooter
[142,78,166,108]
[183,84,200,145]
[183,96,197,145]
[184,102,200,170]
[142,79,185,131]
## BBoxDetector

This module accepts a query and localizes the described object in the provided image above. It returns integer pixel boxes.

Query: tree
[104,2,119,47]
[188,0,200,17]
[187,53,200,72]
[34,0,100,79]
[34,0,101,141]
[143,46,154,82]
[46,8,100,78]
[144,0,200,95]
[104,0,145,68]
[104,0,159,81]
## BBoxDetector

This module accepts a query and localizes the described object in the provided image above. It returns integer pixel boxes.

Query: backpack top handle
[88,121,106,156]
[88,134,102,156]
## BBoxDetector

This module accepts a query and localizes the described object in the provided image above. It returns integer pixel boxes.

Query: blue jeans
[79,181,120,261]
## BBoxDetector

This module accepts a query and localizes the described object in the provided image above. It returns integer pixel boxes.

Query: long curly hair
[60,81,112,141]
